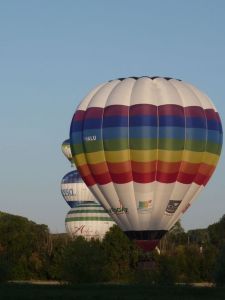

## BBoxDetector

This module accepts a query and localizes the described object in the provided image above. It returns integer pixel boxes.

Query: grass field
[1,283,225,300]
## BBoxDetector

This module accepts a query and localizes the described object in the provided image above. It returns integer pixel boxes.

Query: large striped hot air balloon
[70,76,222,251]
[65,202,115,240]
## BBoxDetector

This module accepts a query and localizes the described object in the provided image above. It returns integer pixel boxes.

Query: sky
[0,0,224,233]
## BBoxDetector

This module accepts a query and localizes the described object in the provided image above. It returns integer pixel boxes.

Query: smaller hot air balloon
[65,202,115,240]
[61,139,74,167]
[61,170,96,208]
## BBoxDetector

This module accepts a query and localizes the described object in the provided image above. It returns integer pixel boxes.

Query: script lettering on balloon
[73,225,93,235]
[107,207,128,215]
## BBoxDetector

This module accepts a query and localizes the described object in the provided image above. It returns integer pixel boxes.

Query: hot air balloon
[69,76,222,251]
[65,202,115,240]
[61,170,96,208]
[62,139,74,167]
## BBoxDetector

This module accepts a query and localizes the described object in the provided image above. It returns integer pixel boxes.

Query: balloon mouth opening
[135,240,160,252]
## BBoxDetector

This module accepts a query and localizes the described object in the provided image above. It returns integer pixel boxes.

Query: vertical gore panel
[157,105,185,183]
[83,107,112,185]
[103,105,132,183]
[130,104,157,183]
[70,110,96,186]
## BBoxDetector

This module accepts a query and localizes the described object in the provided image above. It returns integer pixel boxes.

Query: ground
[1,283,225,300]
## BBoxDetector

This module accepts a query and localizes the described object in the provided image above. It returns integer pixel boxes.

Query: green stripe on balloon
[65,217,113,222]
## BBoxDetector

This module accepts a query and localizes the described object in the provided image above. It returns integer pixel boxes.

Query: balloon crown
[109,76,182,82]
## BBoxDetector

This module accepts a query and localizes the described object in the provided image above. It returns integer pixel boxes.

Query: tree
[62,237,106,283]
[208,214,225,247]
[0,211,51,279]
[102,225,139,282]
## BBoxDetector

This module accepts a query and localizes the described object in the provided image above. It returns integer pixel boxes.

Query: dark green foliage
[47,234,68,280]
[102,225,139,282]
[208,215,225,247]
[0,210,225,285]
[156,255,178,285]
[0,212,51,280]
[62,237,107,283]
[0,255,11,283]
[213,243,225,286]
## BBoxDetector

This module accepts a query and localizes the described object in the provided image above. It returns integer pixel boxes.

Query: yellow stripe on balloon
[74,153,87,166]
[182,151,219,165]
[74,150,219,167]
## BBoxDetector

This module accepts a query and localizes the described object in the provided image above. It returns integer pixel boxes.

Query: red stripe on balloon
[85,107,104,119]
[184,106,205,118]
[78,162,213,186]
[73,110,85,121]
[158,104,184,117]
[195,173,209,186]
[156,171,179,183]
[92,173,112,185]
[129,104,157,116]
[82,174,96,187]
[104,105,129,116]
[205,109,219,120]
[177,172,196,184]
[110,172,133,183]
[133,172,156,183]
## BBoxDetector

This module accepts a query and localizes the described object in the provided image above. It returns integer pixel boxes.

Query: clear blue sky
[0,0,224,233]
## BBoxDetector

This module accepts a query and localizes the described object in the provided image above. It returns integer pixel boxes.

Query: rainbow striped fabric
[71,101,222,187]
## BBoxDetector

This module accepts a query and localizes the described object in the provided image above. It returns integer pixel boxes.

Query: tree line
[0,211,224,286]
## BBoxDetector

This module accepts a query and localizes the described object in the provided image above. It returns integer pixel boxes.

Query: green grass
[0,283,225,300]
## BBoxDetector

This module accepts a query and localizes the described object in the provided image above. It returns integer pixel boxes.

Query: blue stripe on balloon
[129,126,158,139]
[205,129,222,143]
[103,127,128,139]
[185,117,206,128]
[83,129,102,140]
[185,128,206,141]
[62,171,83,183]
[130,115,157,126]
[83,118,102,129]
[158,127,185,139]
[71,120,83,131]
[103,116,128,127]
[159,116,185,127]
[71,132,83,143]
[71,125,222,144]
[207,119,222,131]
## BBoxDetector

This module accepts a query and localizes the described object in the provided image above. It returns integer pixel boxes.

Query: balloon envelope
[61,170,96,208]
[70,76,222,251]
[61,139,74,167]
[65,202,115,240]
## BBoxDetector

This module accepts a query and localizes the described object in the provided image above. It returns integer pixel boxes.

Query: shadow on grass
[0,283,225,300]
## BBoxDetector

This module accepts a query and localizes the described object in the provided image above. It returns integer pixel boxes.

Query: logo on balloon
[138,200,153,213]
[62,189,74,196]
[107,207,128,215]
[165,200,181,215]
[84,135,96,142]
